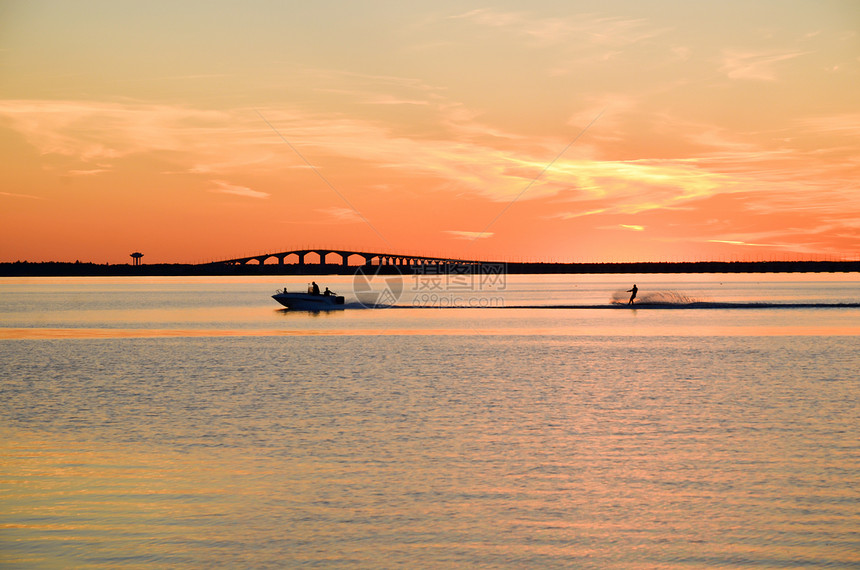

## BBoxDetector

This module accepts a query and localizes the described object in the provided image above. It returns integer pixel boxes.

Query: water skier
[627,284,638,305]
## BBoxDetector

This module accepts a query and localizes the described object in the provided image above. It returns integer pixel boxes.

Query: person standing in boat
[311,281,320,295]
[627,284,638,305]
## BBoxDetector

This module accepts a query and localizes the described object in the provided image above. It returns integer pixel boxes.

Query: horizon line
[3,258,859,267]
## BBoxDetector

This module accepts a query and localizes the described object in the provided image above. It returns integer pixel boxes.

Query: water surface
[2,275,859,567]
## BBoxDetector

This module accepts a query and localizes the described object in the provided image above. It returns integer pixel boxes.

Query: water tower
[130,252,143,266]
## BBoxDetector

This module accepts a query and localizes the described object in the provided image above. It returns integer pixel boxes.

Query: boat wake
[376,301,860,310]
[611,289,699,305]
[291,290,860,310]
[575,301,859,309]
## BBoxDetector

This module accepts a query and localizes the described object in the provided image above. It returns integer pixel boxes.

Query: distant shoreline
[1,260,858,276]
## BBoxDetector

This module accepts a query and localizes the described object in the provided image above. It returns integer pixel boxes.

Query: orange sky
[1,1,858,263]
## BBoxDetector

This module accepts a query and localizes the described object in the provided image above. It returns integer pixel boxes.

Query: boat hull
[272,292,345,311]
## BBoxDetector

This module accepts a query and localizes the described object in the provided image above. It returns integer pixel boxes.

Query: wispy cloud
[451,8,661,48]
[210,180,269,199]
[0,99,741,215]
[2,97,856,260]
[0,99,236,164]
[720,49,808,80]
[549,208,607,220]
[67,168,110,176]
[796,113,860,135]
[708,239,771,247]
[278,207,371,226]
[317,207,364,223]
[0,191,45,200]
[361,95,431,106]
[445,230,493,239]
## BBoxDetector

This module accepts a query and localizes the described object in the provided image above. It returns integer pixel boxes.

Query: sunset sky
[2,0,858,263]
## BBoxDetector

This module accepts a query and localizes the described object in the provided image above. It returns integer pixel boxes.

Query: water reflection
[3,334,858,567]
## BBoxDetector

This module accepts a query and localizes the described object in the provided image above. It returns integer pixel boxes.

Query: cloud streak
[720,49,808,81]
[0,191,45,200]
[210,180,269,199]
[445,230,493,240]
[451,8,662,48]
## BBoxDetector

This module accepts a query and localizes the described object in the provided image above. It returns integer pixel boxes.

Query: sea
[1,273,859,568]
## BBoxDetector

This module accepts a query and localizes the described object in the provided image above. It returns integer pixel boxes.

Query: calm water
[1,274,859,568]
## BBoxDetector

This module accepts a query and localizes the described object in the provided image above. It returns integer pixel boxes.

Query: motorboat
[272,286,345,311]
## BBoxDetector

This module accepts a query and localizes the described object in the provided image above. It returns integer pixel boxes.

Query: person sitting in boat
[324,287,333,296]
[311,281,320,295]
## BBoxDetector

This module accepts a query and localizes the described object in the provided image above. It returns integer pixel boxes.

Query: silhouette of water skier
[627,284,638,305]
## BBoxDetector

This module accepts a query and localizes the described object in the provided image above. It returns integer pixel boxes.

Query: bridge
[207,248,488,268]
